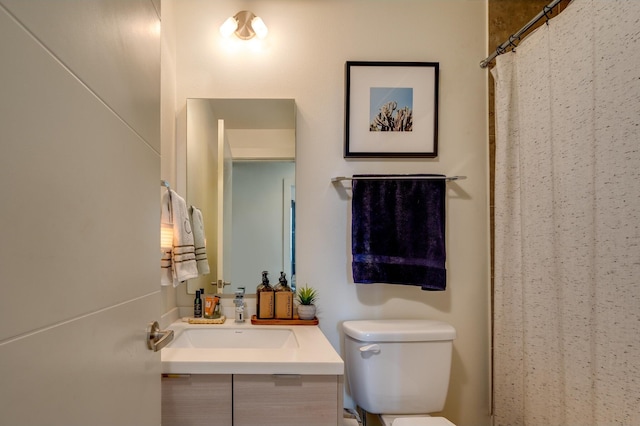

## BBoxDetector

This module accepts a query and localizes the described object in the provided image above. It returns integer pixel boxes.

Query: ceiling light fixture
[220,11,268,40]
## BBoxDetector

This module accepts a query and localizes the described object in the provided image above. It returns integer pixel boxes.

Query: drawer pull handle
[271,374,302,379]
[162,374,191,379]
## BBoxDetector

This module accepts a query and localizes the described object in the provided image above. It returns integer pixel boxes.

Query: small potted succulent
[295,284,318,320]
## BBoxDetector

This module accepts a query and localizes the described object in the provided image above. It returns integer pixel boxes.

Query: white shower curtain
[492,1,640,425]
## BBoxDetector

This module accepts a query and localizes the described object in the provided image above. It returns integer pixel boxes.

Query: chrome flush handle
[359,344,381,354]
[146,321,174,352]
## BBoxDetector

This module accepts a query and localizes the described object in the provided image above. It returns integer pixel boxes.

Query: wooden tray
[250,315,318,325]
[185,316,226,324]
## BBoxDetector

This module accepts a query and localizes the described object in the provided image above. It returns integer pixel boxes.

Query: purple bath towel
[351,174,446,291]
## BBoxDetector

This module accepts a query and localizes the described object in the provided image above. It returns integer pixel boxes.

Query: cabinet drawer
[162,374,232,426]
[233,374,339,426]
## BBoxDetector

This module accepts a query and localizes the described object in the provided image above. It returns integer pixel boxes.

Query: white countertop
[161,319,344,375]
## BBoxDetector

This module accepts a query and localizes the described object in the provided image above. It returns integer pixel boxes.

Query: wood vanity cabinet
[233,374,342,426]
[162,373,343,426]
[162,374,233,426]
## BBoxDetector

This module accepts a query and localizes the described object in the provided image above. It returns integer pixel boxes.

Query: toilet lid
[393,417,456,426]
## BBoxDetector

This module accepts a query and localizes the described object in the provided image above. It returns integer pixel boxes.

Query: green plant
[296,284,318,305]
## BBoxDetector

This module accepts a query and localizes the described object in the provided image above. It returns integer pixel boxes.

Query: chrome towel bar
[331,175,466,183]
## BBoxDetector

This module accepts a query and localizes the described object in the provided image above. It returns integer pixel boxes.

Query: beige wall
[0,0,162,424]
[163,1,490,425]
[161,0,179,313]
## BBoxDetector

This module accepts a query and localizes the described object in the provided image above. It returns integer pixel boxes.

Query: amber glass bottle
[274,272,293,319]
[256,271,274,319]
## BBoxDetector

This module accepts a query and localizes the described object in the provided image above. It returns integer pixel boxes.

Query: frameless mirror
[186,99,296,296]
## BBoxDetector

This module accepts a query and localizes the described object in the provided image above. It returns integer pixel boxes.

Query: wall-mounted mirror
[186,99,296,296]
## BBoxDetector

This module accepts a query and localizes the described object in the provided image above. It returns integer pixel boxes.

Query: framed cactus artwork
[344,61,439,158]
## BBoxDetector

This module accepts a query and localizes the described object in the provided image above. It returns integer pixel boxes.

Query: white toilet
[343,319,457,426]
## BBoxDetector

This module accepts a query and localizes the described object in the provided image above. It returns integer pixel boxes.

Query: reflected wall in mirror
[186,99,296,296]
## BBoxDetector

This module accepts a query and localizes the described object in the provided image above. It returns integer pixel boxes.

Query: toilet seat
[380,414,456,426]
[393,417,455,426]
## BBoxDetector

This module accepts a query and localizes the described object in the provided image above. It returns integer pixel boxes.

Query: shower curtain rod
[480,0,565,68]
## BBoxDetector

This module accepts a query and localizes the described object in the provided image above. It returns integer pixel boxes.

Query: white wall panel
[0,0,161,149]
[0,293,161,426]
[0,0,161,424]
[0,7,159,341]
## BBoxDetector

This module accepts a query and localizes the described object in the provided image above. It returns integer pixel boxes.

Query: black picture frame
[344,61,439,158]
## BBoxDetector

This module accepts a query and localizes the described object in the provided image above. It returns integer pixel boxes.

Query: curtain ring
[507,35,519,53]
[543,5,553,25]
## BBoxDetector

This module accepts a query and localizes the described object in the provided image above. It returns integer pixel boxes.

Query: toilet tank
[343,319,456,415]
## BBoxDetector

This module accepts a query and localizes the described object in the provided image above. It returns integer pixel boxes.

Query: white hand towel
[160,190,175,286]
[160,251,174,286]
[190,206,210,275]
[170,189,199,283]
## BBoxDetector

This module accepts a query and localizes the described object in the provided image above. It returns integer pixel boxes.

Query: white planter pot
[297,304,316,320]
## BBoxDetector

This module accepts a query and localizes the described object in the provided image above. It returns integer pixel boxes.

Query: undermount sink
[167,327,299,349]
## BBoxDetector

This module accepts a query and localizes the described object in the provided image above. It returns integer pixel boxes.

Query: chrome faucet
[233,287,246,323]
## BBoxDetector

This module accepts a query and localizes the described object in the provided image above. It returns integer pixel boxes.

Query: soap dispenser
[256,271,274,319]
[274,271,293,319]
[234,287,246,323]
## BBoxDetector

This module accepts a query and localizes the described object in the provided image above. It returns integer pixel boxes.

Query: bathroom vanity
[161,320,344,426]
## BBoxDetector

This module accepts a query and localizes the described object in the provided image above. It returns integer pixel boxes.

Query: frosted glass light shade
[251,16,268,39]
[220,16,238,38]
